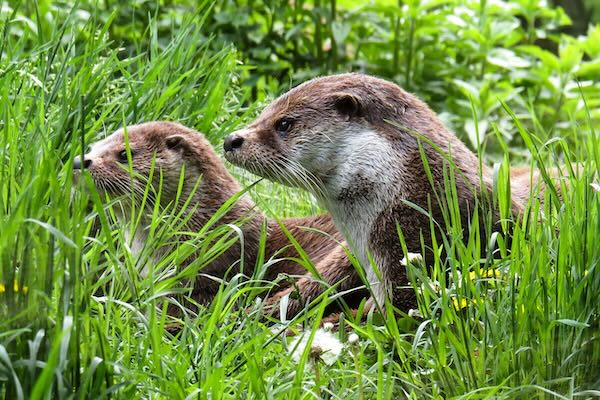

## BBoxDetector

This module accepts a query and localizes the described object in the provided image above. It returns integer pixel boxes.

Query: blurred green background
[7,0,599,157]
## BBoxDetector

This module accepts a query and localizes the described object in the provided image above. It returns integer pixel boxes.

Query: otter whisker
[269,156,296,186]
[266,156,300,190]
[277,155,326,199]
[271,156,308,188]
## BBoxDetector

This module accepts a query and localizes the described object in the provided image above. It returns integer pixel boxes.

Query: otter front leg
[369,203,439,311]
[263,246,367,319]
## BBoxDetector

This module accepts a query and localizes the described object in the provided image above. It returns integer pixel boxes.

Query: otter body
[75,121,366,315]
[224,74,523,310]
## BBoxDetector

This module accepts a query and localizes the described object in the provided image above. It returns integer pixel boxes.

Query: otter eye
[275,118,294,134]
[117,149,130,163]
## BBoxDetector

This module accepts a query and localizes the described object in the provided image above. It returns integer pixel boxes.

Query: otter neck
[316,129,407,291]
[314,126,496,301]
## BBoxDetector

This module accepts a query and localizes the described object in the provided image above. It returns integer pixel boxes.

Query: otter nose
[73,155,92,170]
[223,134,244,152]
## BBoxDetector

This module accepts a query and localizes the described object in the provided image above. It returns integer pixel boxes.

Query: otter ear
[333,92,361,119]
[165,135,188,151]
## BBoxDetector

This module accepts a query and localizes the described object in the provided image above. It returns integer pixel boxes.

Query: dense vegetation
[1,0,599,398]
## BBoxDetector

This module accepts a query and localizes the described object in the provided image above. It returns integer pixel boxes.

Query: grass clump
[0,2,599,399]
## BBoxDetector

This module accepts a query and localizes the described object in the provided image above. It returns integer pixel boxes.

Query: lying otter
[74,121,369,318]
[224,73,528,312]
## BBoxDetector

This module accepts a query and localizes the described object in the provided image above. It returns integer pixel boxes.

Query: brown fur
[225,73,532,312]
[77,121,368,317]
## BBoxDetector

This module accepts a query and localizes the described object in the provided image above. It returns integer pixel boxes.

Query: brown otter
[74,121,368,318]
[224,73,526,311]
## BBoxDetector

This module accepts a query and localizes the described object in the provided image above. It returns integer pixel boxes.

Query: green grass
[1,3,599,400]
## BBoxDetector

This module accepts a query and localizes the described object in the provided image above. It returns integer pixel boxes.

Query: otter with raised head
[224,73,524,311]
[74,121,367,316]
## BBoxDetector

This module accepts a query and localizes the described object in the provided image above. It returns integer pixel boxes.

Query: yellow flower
[468,269,501,281]
[451,296,469,310]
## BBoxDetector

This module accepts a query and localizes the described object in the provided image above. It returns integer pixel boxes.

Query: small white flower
[322,322,334,331]
[401,252,423,266]
[289,328,343,366]
[347,333,359,344]
[408,309,422,318]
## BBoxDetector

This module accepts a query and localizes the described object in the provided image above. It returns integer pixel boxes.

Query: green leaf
[559,42,584,73]
[554,319,590,328]
[331,21,351,44]
[487,48,531,69]
[464,118,489,149]
[453,79,480,102]
[576,59,600,78]
[518,45,559,70]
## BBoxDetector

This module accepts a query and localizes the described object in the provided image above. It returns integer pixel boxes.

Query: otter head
[75,121,222,207]
[223,74,415,199]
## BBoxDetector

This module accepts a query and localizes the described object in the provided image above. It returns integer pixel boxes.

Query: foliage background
[7,0,600,153]
[1,0,599,398]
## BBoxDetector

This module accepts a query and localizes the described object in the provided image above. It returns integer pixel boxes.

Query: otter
[74,121,368,318]
[224,73,526,311]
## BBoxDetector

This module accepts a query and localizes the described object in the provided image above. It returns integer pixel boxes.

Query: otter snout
[223,133,244,153]
[73,155,92,169]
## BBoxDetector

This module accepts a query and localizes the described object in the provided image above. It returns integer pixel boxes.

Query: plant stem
[314,0,323,65]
